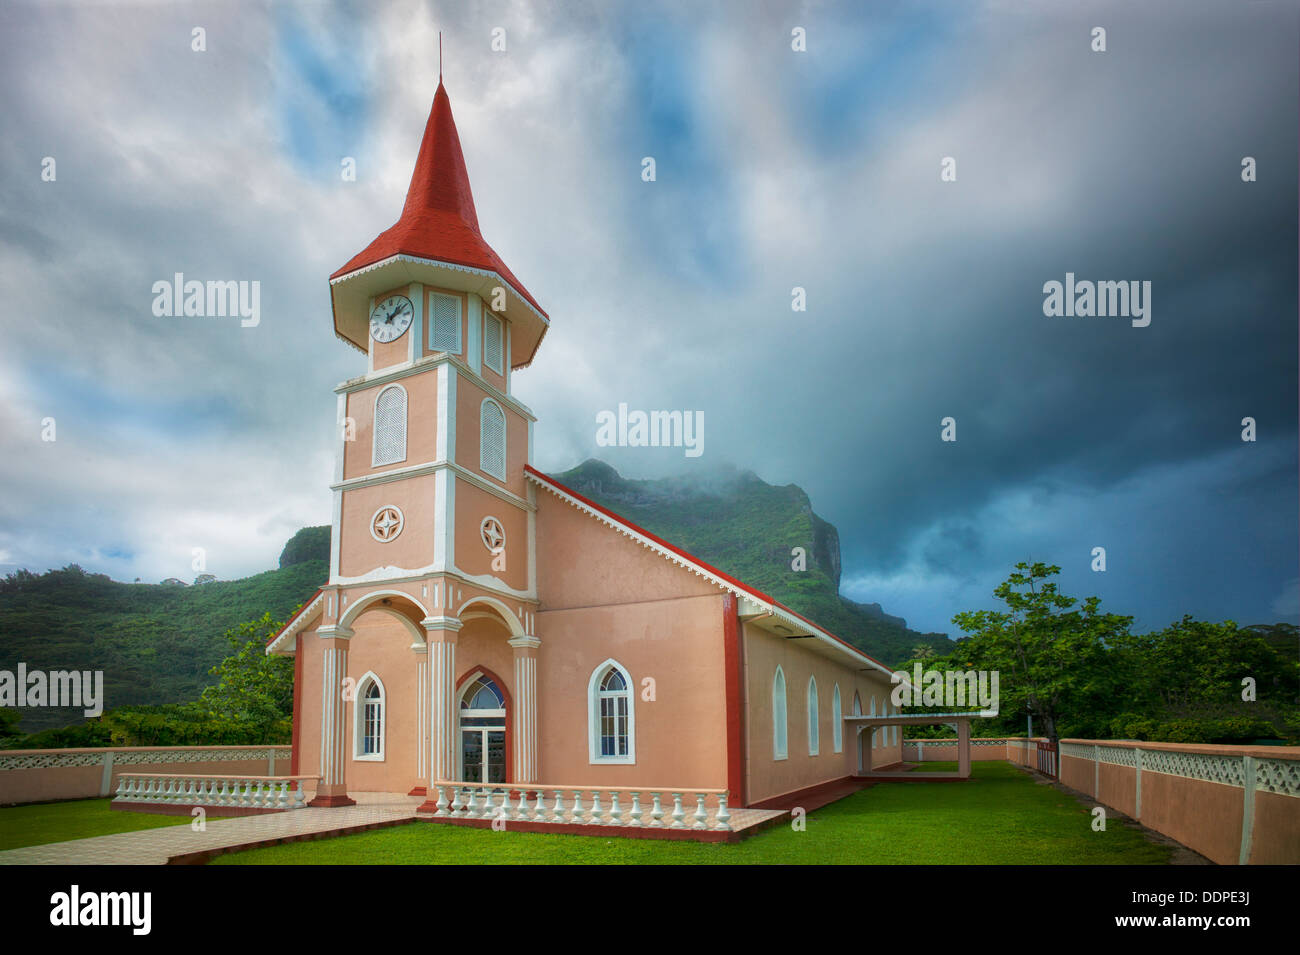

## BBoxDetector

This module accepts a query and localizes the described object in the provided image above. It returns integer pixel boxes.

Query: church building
[267,76,914,820]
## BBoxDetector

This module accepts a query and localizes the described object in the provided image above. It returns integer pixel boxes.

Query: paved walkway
[0,792,422,865]
[0,793,788,863]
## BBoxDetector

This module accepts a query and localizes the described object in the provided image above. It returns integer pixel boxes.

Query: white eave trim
[331,253,550,326]
[266,590,326,656]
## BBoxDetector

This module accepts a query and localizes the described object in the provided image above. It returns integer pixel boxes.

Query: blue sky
[0,0,1295,637]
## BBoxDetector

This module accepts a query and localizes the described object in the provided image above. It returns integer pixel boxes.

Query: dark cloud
[0,0,1294,636]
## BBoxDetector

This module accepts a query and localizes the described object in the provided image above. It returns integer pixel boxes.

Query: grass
[0,799,233,851]
[212,762,1174,865]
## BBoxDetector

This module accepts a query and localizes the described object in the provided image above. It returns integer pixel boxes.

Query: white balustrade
[428,781,733,831]
[113,773,317,811]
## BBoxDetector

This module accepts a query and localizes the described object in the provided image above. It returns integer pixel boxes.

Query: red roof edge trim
[524,465,895,673]
[267,588,325,648]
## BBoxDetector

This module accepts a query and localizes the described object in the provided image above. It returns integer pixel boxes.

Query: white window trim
[353,671,385,762]
[484,311,505,375]
[832,684,843,754]
[773,666,788,761]
[587,658,635,765]
[808,676,820,756]
[428,290,462,355]
[479,397,507,481]
[371,383,408,467]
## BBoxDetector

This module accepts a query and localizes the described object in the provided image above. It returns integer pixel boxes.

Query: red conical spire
[331,80,546,321]
[399,81,481,235]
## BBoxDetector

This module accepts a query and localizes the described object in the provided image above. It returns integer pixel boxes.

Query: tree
[198,612,294,733]
[949,562,1131,742]
[0,707,21,742]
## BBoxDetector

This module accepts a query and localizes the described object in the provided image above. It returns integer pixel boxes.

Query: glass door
[462,727,506,784]
[462,729,485,783]
[460,674,508,786]
[485,730,505,784]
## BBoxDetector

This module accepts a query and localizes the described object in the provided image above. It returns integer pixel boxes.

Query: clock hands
[371,298,412,341]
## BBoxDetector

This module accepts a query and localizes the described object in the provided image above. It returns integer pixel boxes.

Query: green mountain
[0,557,326,733]
[0,461,946,733]
[552,459,954,664]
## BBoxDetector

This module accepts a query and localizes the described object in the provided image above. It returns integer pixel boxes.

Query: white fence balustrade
[114,773,319,811]
[430,780,732,831]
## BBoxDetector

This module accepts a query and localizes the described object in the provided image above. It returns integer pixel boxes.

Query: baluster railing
[110,774,318,811]
[423,781,732,833]
[714,794,731,831]
[692,794,708,830]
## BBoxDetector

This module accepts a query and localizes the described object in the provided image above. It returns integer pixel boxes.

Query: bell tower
[310,78,549,803]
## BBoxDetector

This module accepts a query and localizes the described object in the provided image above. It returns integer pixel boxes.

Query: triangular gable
[265,588,326,656]
[525,466,896,678]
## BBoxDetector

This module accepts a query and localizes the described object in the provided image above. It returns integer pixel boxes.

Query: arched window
[807,676,820,755]
[461,676,505,715]
[354,672,385,761]
[772,667,788,760]
[480,398,506,481]
[372,385,407,466]
[852,691,862,716]
[832,684,843,753]
[588,659,634,764]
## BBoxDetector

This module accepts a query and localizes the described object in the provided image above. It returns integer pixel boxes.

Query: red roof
[330,81,547,319]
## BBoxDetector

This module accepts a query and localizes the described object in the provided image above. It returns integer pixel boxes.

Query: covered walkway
[845,712,990,780]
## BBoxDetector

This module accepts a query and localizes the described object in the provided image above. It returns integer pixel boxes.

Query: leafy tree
[199,612,294,733]
[0,708,22,741]
[949,562,1132,742]
[1112,617,1297,717]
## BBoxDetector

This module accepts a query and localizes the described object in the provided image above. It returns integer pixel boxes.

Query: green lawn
[0,799,232,851]
[213,762,1173,865]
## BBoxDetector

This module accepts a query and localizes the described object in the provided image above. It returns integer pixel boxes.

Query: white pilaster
[509,634,541,783]
[424,616,463,785]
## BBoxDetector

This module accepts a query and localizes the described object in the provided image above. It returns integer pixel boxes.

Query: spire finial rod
[439,31,442,81]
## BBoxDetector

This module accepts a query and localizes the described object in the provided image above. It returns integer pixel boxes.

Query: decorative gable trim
[266,589,326,656]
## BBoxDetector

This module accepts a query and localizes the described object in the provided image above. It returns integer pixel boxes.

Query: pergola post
[957,718,971,778]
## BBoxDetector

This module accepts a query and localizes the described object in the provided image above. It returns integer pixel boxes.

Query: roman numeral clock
[369,294,414,343]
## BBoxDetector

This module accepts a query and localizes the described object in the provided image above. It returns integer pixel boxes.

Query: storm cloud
[0,0,1295,635]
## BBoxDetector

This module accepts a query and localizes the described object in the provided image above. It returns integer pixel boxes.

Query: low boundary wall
[904,737,1045,765]
[1058,739,1300,865]
[0,746,291,805]
[905,736,1300,864]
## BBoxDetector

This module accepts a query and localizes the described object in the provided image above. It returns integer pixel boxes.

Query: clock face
[370,295,414,343]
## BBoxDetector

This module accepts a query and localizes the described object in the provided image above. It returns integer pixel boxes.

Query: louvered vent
[430,292,461,353]
[484,313,504,374]
[373,386,407,465]
[480,399,506,480]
